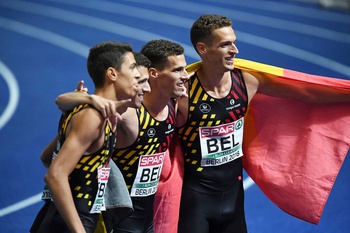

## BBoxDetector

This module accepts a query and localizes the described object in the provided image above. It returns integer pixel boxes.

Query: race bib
[130,152,165,197]
[90,166,110,214]
[41,185,52,200]
[199,118,244,167]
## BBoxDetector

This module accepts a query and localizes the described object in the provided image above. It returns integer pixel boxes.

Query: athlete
[175,14,350,233]
[31,41,141,233]
[55,40,189,233]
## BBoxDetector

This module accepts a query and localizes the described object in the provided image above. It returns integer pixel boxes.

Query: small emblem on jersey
[147,128,156,137]
[199,103,211,113]
[235,119,243,130]
[165,123,174,135]
[226,98,241,111]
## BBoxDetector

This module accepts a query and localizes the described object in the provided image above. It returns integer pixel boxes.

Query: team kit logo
[147,128,156,137]
[199,103,211,113]
[200,99,240,113]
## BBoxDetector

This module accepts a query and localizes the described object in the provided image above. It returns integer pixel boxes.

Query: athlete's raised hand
[75,80,88,93]
[90,94,131,119]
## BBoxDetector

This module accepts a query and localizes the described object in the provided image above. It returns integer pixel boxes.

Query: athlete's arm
[243,71,350,104]
[40,134,59,168]
[44,109,104,233]
[114,108,139,148]
[56,91,132,119]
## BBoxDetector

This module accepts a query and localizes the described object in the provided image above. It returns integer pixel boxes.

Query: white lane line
[46,0,194,28]
[0,17,90,57]
[0,177,254,217]
[124,0,350,44]
[0,0,346,218]
[0,17,91,218]
[0,61,19,130]
[205,0,350,24]
[3,0,350,78]
[0,17,89,58]
[243,177,255,190]
[0,193,42,217]
[0,0,199,60]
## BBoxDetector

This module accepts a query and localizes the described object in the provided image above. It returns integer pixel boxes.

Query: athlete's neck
[143,94,169,121]
[197,67,232,98]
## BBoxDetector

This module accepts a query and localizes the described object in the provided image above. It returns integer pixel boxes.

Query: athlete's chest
[188,72,247,122]
[188,91,247,124]
[138,113,175,145]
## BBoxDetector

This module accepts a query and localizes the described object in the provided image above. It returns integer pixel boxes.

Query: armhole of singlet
[115,107,141,150]
[175,75,193,129]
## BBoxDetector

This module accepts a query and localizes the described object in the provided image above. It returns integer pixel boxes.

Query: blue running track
[0,0,349,232]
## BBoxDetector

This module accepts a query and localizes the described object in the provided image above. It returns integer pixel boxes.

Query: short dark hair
[140,39,184,70]
[190,14,232,53]
[87,41,133,88]
[133,52,151,69]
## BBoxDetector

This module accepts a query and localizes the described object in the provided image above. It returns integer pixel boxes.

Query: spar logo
[201,123,231,137]
[140,153,164,166]
[200,119,243,138]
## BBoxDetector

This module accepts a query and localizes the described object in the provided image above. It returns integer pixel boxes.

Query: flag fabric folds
[234,58,350,224]
[153,136,184,233]
[153,59,350,233]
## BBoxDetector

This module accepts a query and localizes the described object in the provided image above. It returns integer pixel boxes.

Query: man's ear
[148,67,158,79]
[106,67,117,81]
[196,42,206,55]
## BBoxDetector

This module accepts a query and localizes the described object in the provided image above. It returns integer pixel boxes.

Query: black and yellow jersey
[112,100,176,197]
[177,70,248,190]
[56,104,116,214]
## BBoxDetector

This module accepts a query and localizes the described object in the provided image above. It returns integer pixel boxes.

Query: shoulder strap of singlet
[57,104,89,147]
[231,68,248,101]
[58,104,116,164]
